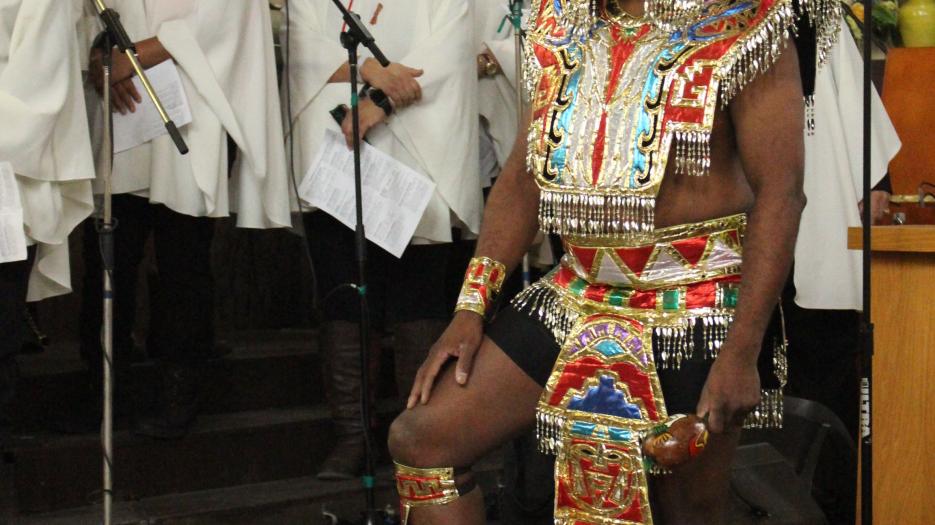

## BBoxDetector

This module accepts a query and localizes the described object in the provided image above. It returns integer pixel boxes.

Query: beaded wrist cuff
[454,257,507,317]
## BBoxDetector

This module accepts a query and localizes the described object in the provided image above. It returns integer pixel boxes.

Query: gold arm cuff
[454,257,508,318]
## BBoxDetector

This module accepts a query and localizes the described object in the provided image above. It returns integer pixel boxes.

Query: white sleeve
[0,0,73,180]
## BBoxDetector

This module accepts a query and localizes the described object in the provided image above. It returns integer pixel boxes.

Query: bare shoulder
[728,38,804,140]
[728,37,805,178]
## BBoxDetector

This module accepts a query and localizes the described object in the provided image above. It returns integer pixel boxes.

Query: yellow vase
[900,0,935,47]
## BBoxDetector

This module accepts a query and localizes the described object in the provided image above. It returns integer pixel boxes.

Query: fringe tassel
[538,190,656,239]
[653,313,734,369]
[536,406,568,455]
[653,321,694,370]
[798,0,843,68]
[717,0,797,105]
[743,389,785,429]
[645,0,706,29]
[805,95,816,135]
[511,281,581,345]
[773,334,789,388]
[673,130,712,177]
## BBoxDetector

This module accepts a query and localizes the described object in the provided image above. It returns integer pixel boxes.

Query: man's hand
[111,78,143,115]
[858,190,891,225]
[339,98,388,148]
[408,311,484,409]
[89,48,137,96]
[696,347,761,434]
[360,58,423,109]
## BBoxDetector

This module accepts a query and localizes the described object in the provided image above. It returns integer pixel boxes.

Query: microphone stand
[88,3,189,525]
[859,0,874,522]
[327,1,387,523]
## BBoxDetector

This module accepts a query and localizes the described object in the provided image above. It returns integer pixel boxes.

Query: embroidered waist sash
[513,214,785,524]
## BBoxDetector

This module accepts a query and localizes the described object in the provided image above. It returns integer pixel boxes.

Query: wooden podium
[848,226,935,524]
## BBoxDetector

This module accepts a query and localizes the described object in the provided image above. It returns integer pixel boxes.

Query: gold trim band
[394,462,461,525]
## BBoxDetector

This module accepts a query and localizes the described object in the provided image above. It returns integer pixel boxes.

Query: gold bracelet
[454,257,507,317]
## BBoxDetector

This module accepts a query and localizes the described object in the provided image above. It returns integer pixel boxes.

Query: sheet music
[0,161,27,263]
[112,60,193,153]
[299,130,436,258]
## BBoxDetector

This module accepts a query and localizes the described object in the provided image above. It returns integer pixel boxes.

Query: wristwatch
[365,86,394,117]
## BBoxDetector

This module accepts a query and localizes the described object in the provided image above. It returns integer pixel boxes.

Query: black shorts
[487,304,781,416]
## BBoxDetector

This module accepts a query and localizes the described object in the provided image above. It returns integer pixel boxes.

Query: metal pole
[338,23,379,523]
[100,48,115,525]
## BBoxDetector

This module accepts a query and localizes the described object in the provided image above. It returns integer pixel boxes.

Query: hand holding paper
[298,130,436,258]
[112,60,192,153]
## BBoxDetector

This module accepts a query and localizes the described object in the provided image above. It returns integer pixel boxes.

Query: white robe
[286,0,482,243]
[0,0,95,300]
[476,0,522,170]
[795,27,901,311]
[84,0,291,229]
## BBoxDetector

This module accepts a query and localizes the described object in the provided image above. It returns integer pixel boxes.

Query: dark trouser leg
[305,211,388,479]
[146,205,215,362]
[80,195,153,373]
[134,205,215,440]
[1,249,34,439]
[390,243,453,401]
[55,195,151,433]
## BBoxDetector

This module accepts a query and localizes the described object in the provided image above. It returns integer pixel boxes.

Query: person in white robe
[0,0,95,438]
[784,24,900,523]
[78,0,290,439]
[474,0,554,277]
[476,0,520,188]
[285,0,481,479]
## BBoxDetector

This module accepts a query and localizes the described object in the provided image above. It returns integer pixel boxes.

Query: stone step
[6,403,399,514]
[9,330,325,432]
[4,454,505,525]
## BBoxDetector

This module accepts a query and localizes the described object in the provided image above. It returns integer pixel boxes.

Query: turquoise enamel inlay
[595,339,626,357]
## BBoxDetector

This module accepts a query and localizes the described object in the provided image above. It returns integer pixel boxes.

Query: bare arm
[472,112,541,274]
[328,58,424,108]
[409,113,541,407]
[89,37,173,114]
[697,40,806,432]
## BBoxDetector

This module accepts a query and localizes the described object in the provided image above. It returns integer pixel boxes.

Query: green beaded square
[608,289,626,307]
[662,289,681,311]
[723,287,739,308]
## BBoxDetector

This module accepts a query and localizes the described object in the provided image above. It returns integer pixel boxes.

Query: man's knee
[388,410,452,467]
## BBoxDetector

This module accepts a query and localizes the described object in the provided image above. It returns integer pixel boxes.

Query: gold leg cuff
[394,462,462,525]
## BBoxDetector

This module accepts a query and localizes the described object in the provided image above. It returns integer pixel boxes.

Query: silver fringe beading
[537,190,657,240]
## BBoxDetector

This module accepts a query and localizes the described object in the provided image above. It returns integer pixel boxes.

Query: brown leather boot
[392,320,448,401]
[317,321,370,481]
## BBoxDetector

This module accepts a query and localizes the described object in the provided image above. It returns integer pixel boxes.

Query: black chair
[728,396,856,524]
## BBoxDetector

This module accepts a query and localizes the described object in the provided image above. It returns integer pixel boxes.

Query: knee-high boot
[317,320,376,481]
[392,320,448,402]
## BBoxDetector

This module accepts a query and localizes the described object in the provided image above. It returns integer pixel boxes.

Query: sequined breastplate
[525,0,807,242]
